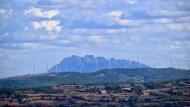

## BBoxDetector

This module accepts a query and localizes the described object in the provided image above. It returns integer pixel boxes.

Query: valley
[0,79,190,107]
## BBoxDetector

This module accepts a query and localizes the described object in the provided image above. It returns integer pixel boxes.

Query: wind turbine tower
[55,62,58,74]
[154,57,158,69]
[46,61,49,72]
[187,58,190,70]
[170,57,173,68]
[79,57,82,72]
[137,56,140,68]
[108,59,111,69]
[95,58,98,71]
[33,63,36,74]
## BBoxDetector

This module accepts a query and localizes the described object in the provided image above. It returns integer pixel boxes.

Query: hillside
[0,68,190,88]
[48,55,149,73]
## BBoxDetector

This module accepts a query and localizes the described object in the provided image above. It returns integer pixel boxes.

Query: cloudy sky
[0,0,190,78]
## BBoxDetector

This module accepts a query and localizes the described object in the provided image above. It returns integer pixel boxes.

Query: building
[99,90,107,94]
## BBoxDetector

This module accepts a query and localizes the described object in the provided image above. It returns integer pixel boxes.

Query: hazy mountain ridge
[0,68,190,88]
[48,55,149,73]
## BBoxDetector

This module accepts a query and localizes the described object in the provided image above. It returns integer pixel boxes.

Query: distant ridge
[48,55,149,73]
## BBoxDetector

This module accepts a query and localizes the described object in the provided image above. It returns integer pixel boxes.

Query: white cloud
[125,42,134,47]
[21,43,41,49]
[125,0,137,5]
[0,8,12,19]
[27,7,62,34]
[167,23,190,31]
[1,42,60,50]
[59,40,71,44]
[109,11,123,18]
[107,10,189,28]
[39,34,57,40]
[32,20,61,33]
[0,32,9,39]
[26,7,60,19]
[49,0,105,8]
[151,18,174,24]
[1,43,42,50]
[108,11,144,26]
[158,41,182,50]
[88,35,106,44]
[0,9,7,15]
[174,54,185,59]
[106,28,127,34]
[170,41,181,49]
[146,10,190,17]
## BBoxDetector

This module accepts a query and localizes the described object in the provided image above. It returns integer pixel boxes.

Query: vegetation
[128,96,138,107]
[31,87,64,94]
[0,79,190,107]
[0,88,15,97]
[0,68,190,89]
[144,82,165,89]
[105,84,122,93]
[133,85,143,96]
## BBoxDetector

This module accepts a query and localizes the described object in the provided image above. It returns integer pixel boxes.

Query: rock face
[48,55,149,73]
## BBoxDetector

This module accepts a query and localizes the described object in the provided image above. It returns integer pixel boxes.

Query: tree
[128,96,138,107]
[133,86,143,96]
[132,85,144,107]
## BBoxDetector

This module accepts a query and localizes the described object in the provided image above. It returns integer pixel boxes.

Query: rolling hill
[0,68,190,88]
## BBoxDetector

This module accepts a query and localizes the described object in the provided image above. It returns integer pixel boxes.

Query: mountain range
[48,55,148,73]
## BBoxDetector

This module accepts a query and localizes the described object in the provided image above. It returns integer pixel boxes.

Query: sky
[0,0,190,78]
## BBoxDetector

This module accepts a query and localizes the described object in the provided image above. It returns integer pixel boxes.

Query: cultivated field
[0,79,190,107]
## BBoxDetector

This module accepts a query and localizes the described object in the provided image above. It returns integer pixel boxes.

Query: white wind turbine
[95,58,98,71]
[33,63,36,75]
[79,57,82,72]
[170,57,173,68]
[46,61,49,72]
[54,62,58,74]
[187,58,190,70]
[108,59,111,69]
[137,56,140,68]
[154,57,159,69]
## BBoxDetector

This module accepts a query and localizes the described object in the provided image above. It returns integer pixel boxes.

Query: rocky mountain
[48,55,149,73]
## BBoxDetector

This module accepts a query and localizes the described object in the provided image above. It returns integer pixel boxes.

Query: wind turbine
[46,61,49,72]
[79,57,82,72]
[54,62,58,74]
[95,58,98,71]
[108,59,111,69]
[187,58,190,70]
[154,57,159,69]
[137,56,140,68]
[87,56,90,62]
[170,57,173,68]
[33,63,36,75]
